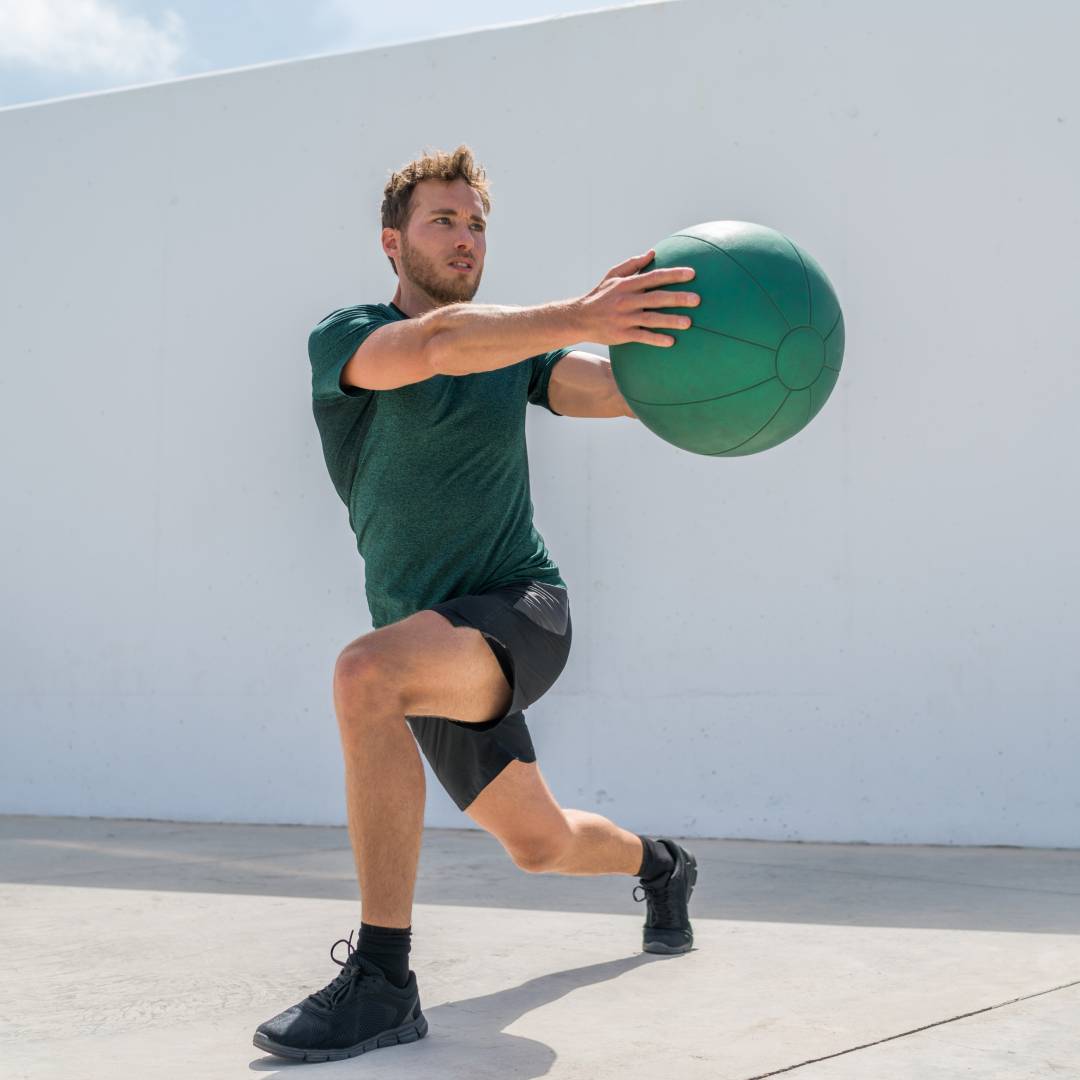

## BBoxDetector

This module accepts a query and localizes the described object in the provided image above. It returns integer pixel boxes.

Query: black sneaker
[632,838,697,954]
[253,931,428,1062]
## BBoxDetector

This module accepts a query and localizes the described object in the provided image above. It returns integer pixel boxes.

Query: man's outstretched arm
[339,250,698,392]
[547,351,637,419]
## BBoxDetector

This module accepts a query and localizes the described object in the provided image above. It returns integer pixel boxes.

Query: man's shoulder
[308,304,404,364]
[313,302,399,331]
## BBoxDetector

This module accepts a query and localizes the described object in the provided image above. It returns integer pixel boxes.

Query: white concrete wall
[2,0,1078,845]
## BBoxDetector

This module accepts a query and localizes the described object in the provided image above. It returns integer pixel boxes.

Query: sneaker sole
[643,849,697,955]
[253,1012,428,1062]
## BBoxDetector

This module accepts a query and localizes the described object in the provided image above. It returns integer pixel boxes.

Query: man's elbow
[420,306,474,377]
[426,330,460,376]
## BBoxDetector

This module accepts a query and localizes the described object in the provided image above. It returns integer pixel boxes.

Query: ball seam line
[672,233,793,332]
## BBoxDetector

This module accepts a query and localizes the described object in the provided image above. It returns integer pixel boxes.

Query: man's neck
[390,283,463,320]
[390,285,430,319]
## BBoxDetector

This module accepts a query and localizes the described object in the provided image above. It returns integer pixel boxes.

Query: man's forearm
[427,300,586,376]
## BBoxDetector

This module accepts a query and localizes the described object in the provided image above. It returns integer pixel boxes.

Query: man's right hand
[574,249,700,348]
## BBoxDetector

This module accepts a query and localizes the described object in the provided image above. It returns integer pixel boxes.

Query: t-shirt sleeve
[526,347,574,415]
[309,305,394,403]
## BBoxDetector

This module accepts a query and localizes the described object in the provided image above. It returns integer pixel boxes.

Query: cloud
[0,0,186,80]
[320,0,498,45]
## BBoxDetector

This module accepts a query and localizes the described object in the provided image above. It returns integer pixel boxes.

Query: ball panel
[674,220,757,247]
[629,378,788,456]
[793,241,842,341]
[650,234,790,348]
[775,327,825,390]
[678,221,811,328]
[611,327,777,405]
[715,388,811,456]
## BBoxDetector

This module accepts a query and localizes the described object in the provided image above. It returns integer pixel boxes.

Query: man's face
[390,178,487,304]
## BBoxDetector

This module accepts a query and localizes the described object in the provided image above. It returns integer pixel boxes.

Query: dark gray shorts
[404,579,572,812]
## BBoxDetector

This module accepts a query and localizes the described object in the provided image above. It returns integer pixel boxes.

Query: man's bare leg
[465,759,694,956]
[334,683,427,927]
[253,609,517,1058]
[333,609,514,926]
[466,759,646,876]
[555,808,646,875]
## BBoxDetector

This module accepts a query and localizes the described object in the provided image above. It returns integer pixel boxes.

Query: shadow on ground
[248,953,660,1076]
[3,815,1080,935]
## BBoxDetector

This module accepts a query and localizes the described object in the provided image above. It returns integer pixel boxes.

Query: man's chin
[440,284,479,304]
[414,268,480,305]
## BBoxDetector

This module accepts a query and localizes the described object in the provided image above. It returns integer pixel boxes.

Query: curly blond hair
[380,144,492,275]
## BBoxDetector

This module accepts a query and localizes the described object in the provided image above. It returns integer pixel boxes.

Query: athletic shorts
[404,579,572,812]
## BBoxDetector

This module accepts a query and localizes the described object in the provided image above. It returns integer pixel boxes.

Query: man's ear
[381,227,400,262]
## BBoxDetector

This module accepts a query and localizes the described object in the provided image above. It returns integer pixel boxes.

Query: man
[254,145,702,1063]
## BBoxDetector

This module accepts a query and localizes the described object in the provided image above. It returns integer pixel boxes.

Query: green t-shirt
[309,301,570,628]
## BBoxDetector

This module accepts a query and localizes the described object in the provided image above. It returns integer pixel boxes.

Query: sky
[0,0,644,109]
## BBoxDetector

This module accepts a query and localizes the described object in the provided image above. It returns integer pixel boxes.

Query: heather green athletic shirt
[309,301,570,629]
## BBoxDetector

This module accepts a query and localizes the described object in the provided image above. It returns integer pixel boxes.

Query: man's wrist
[550,297,590,347]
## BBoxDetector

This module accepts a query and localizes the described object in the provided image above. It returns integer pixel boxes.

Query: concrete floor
[3,816,1079,1079]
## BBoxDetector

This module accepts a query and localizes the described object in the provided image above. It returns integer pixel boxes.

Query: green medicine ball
[610,221,845,456]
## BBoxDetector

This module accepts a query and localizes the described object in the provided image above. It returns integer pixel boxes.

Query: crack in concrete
[741,978,1080,1079]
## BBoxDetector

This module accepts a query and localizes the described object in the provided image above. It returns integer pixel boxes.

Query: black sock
[636,835,675,882]
[356,922,412,989]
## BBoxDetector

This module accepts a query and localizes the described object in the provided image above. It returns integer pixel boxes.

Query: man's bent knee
[507,828,574,874]
[333,641,404,721]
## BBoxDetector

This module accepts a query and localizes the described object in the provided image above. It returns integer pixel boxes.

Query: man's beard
[398,236,481,305]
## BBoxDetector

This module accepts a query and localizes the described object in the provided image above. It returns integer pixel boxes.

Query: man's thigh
[339,609,511,724]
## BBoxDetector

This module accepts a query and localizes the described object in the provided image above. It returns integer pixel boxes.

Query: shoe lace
[306,931,384,1010]
[632,875,677,925]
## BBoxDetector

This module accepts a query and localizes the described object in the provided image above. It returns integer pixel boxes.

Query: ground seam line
[739,977,1080,1079]
[702,857,1080,898]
